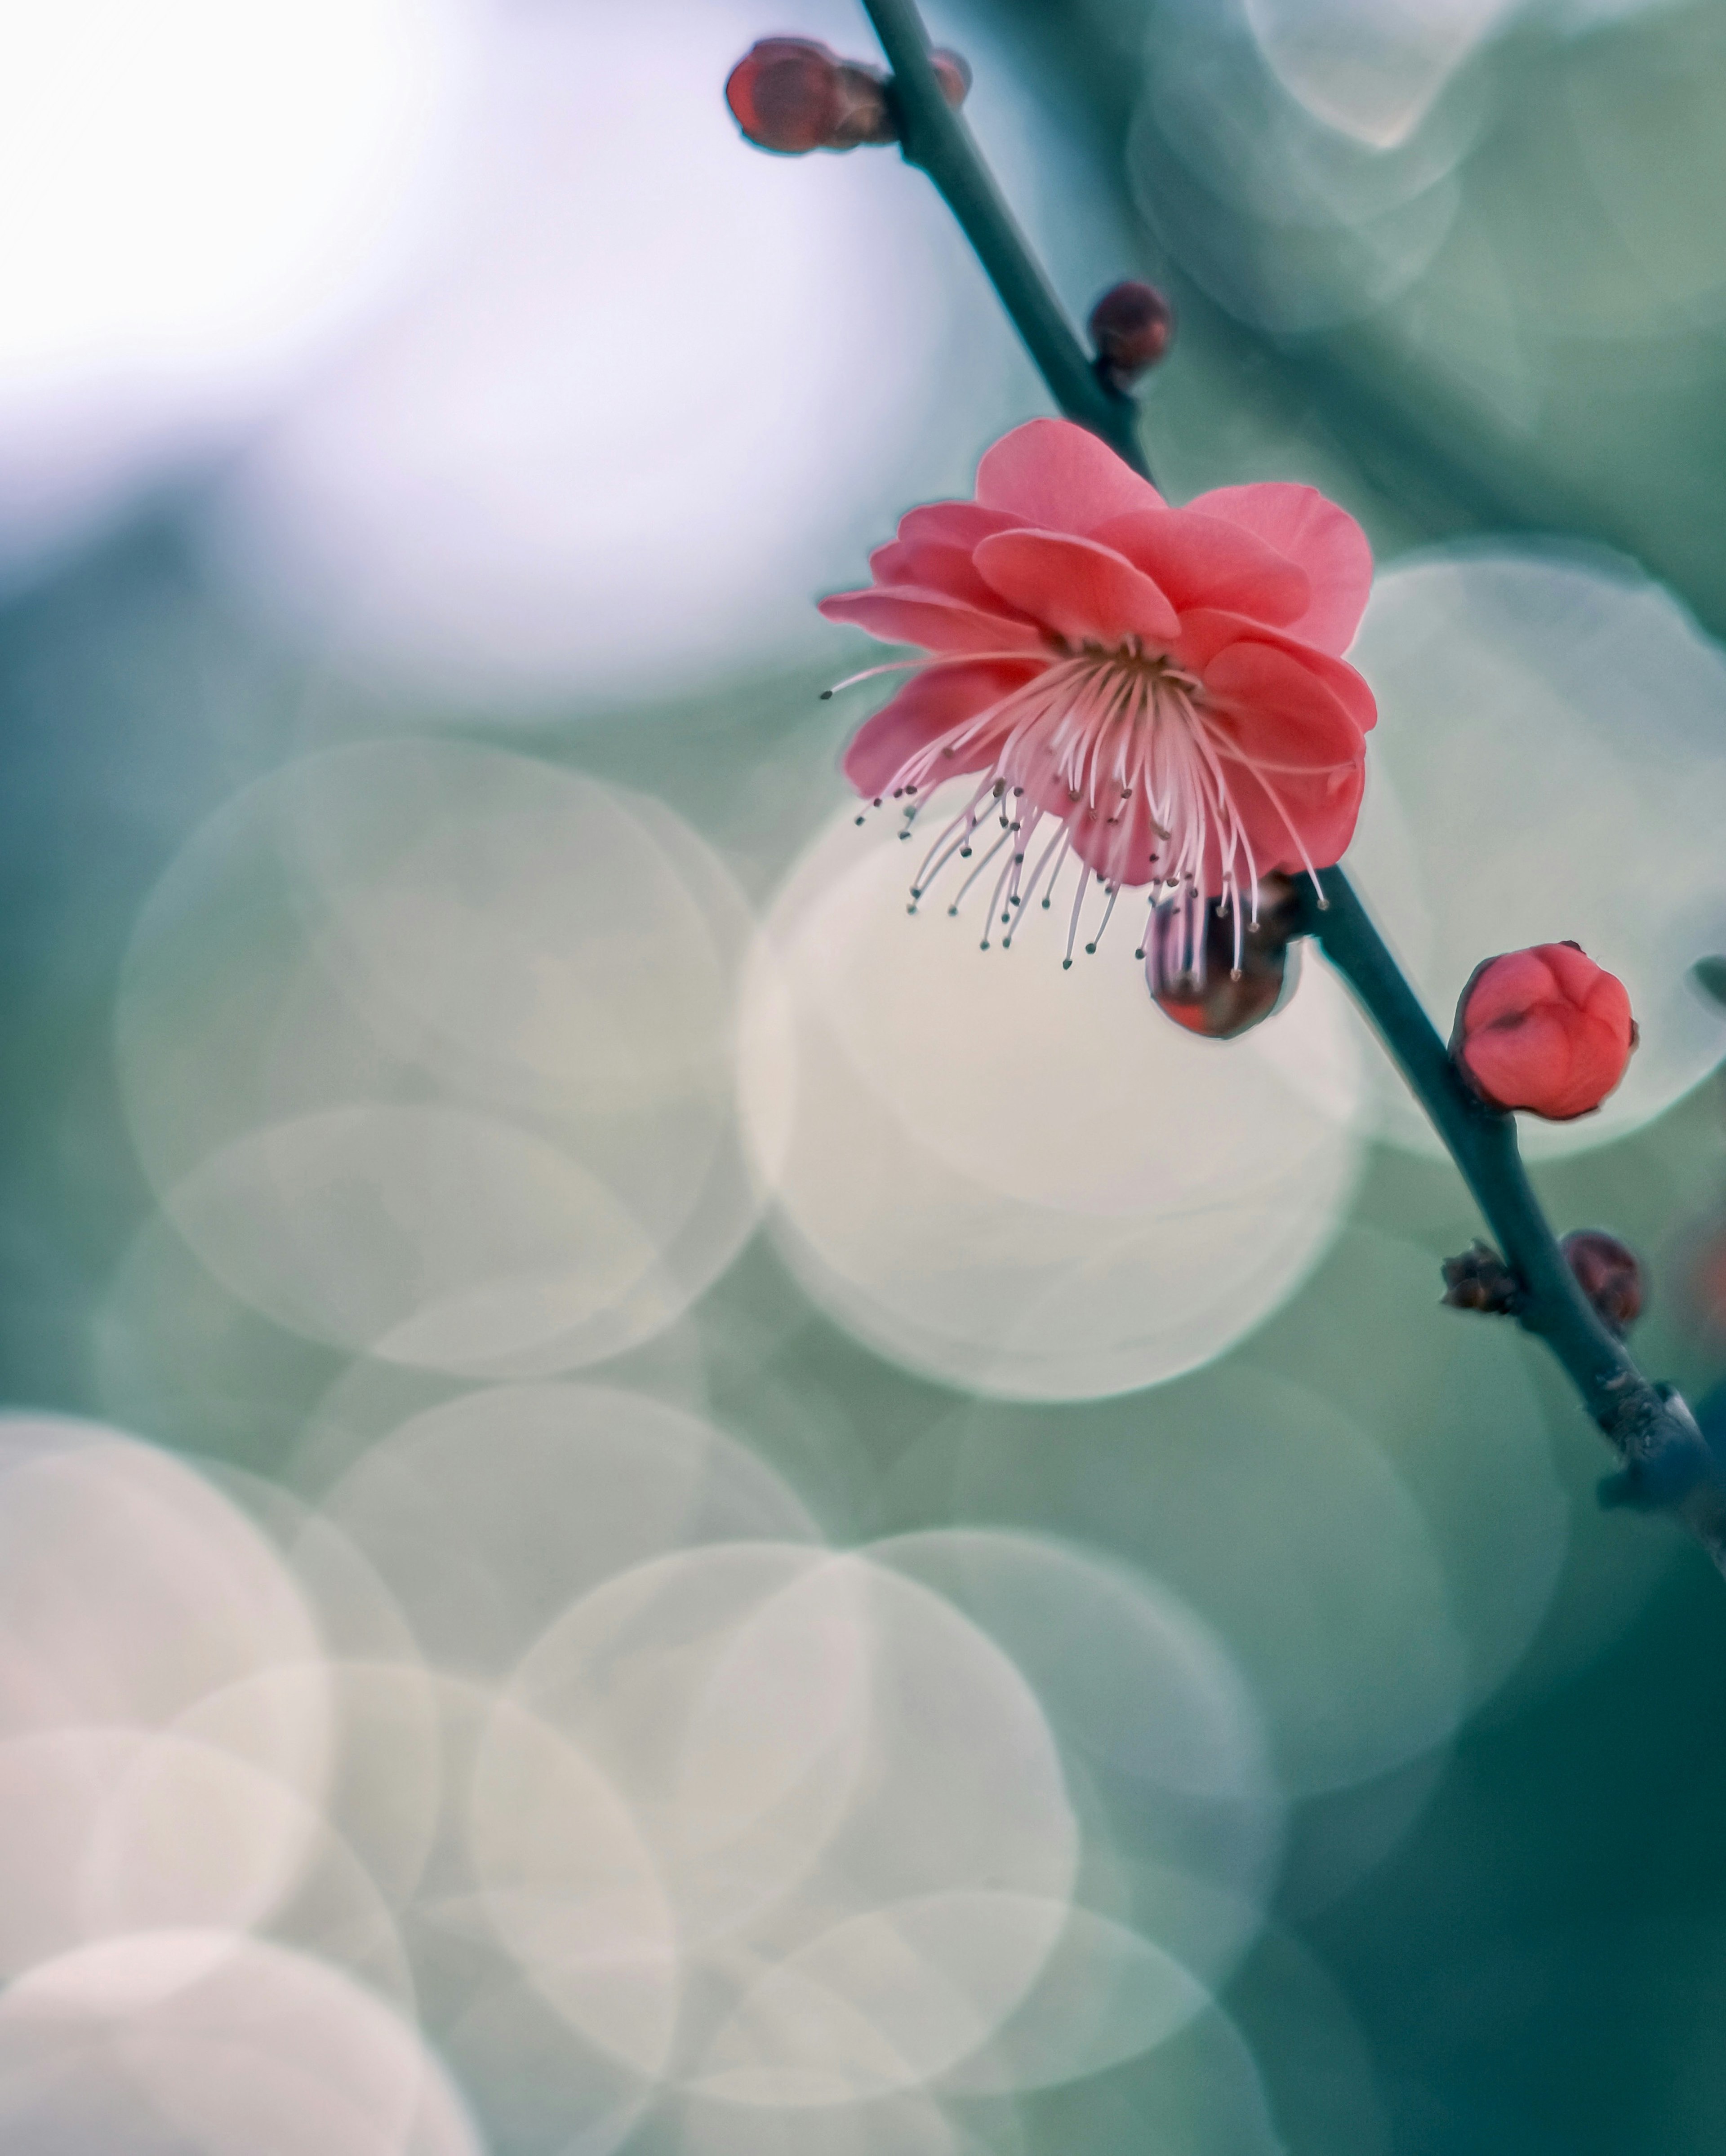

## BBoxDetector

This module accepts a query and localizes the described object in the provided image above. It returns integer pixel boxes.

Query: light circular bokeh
[0,1415,328,1778]
[739,801,1368,1400]
[115,740,761,1375]
[1345,543,1726,1157]
[480,1543,1081,2107]
[320,1382,820,1677]
[0,1930,482,2156]
[943,1366,1472,1797]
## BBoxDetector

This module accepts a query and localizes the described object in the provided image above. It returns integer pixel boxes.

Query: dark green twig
[854,0,1726,1571]
[859,0,1148,479]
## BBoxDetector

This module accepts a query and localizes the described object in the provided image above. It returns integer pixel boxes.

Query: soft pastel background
[4,0,1726,2149]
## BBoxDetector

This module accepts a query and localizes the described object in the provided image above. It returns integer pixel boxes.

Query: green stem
[854,0,1726,1566]
[858,0,1149,480]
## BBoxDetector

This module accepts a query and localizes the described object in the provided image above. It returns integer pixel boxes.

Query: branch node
[1440,1241,1521,1318]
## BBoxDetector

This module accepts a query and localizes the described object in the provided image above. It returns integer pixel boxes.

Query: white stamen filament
[860,636,1331,962]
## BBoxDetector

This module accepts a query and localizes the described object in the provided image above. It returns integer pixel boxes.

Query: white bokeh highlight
[740,802,1369,1399]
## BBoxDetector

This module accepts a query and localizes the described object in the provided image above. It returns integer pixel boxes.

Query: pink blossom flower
[820,418,1376,963]
[1452,942,1637,1121]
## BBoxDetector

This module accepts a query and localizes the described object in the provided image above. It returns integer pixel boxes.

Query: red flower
[1452,943,1637,1121]
[819,419,1375,962]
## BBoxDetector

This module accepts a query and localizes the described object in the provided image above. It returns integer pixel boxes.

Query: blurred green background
[4,0,1726,2150]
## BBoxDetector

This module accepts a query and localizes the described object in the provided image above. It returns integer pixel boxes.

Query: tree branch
[854,0,1726,1573]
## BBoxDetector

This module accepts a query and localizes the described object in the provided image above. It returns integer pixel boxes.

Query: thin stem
[1301,874,1724,1557]
[858,0,1150,481]
[853,0,1726,1569]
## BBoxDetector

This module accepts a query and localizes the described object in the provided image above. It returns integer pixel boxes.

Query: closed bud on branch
[725,38,894,154]
[929,48,973,108]
[1451,941,1637,1121]
[1088,280,1174,388]
[1561,1228,1644,1334]
[1144,874,1299,1040]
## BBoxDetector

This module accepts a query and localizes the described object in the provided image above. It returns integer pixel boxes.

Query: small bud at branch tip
[726,37,970,154]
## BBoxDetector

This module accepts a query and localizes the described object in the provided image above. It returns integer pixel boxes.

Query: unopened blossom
[820,418,1375,964]
[1561,1228,1644,1333]
[1146,874,1299,1038]
[1452,942,1637,1121]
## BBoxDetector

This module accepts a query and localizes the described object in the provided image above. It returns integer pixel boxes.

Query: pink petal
[974,418,1162,535]
[973,529,1181,646]
[868,535,1034,617]
[1090,507,1310,626]
[1199,641,1366,772]
[896,501,1024,549]
[819,585,1049,655]
[1183,483,1373,654]
[1176,609,1377,733]
[841,660,1041,797]
[1210,758,1366,884]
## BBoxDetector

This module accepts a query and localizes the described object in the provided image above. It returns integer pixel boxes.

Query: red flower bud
[1088,280,1175,388]
[1561,1228,1644,1333]
[1451,942,1637,1121]
[929,48,973,108]
[1144,877,1299,1040]
[725,38,894,155]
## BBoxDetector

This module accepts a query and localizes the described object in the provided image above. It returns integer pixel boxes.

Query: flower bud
[1144,877,1298,1040]
[1451,941,1637,1121]
[929,47,973,108]
[1089,280,1174,388]
[1561,1228,1644,1333]
[1440,1240,1519,1317]
[725,38,893,154]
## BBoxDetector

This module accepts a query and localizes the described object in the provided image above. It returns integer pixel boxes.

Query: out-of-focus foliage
[2,1,1726,2152]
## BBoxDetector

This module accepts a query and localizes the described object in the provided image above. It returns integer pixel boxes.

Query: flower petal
[1177,608,1377,733]
[841,659,1042,798]
[896,501,1024,549]
[1182,483,1373,654]
[1209,757,1366,885]
[1090,507,1310,626]
[1198,640,1366,772]
[819,585,1049,655]
[973,529,1181,646]
[974,417,1162,534]
[869,536,1035,617]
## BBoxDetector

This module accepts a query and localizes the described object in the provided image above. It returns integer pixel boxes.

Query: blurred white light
[480,1544,1079,2103]
[320,1382,819,1677]
[868,1529,1281,1988]
[0,1416,326,1774]
[936,1906,1213,2096]
[0,1931,482,2155]
[206,0,1022,696]
[1243,0,1517,147]
[1127,1,1474,332]
[945,1367,1472,1796]
[738,803,1367,1400]
[1344,544,1726,1157]
[0,1730,318,1976]
[115,742,761,1373]
[0,0,470,573]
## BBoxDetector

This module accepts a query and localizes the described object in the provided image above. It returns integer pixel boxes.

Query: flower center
[864,640,1294,968]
